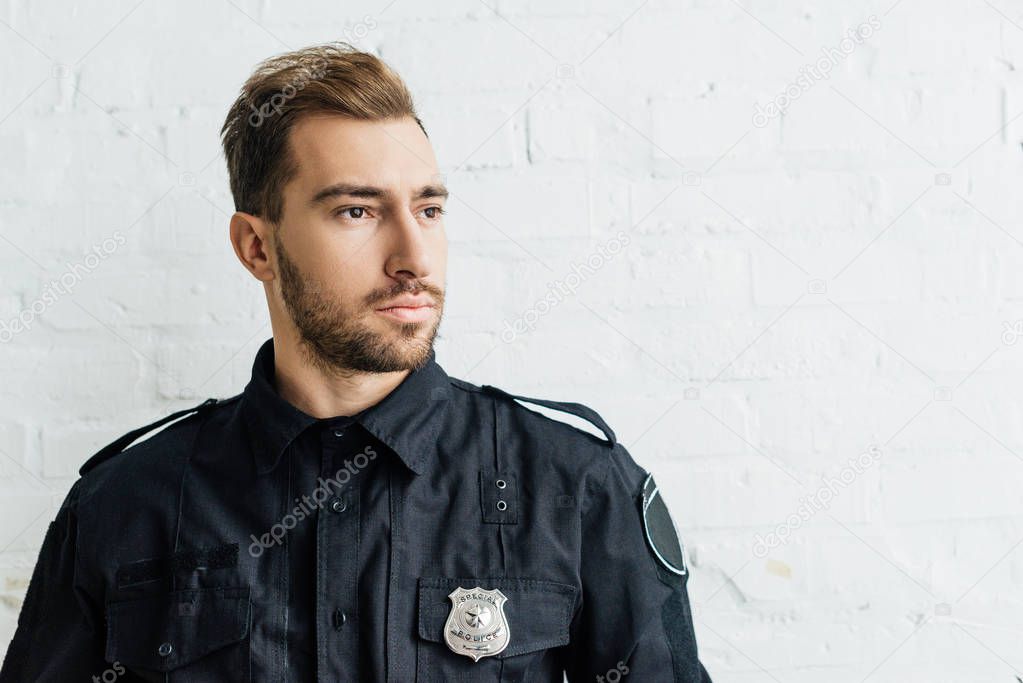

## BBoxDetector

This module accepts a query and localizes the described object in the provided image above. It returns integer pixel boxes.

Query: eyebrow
[309,182,449,207]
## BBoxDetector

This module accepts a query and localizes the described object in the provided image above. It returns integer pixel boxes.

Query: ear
[230,211,275,282]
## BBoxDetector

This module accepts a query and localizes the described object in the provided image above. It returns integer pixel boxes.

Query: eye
[333,206,371,220]
[421,206,446,220]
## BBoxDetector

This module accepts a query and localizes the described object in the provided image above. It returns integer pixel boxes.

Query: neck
[270,326,411,419]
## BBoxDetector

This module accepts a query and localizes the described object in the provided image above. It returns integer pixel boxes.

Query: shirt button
[157,642,173,657]
[333,429,345,438]
[333,608,347,631]
[330,498,347,513]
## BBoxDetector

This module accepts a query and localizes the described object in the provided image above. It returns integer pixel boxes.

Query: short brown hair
[220,42,426,224]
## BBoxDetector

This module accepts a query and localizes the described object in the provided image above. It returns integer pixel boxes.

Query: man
[1,43,711,682]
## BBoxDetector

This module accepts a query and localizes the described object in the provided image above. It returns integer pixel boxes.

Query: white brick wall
[2,1,1022,680]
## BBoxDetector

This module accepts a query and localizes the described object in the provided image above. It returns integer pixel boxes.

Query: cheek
[311,232,377,276]
[293,248,362,301]
[319,267,370,302]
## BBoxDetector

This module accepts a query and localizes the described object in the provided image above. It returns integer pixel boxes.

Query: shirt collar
[241,337,452,476]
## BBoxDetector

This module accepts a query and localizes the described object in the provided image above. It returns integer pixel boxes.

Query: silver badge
[443,586,510,662]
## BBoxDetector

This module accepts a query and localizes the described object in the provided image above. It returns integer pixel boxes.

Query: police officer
[1,42,711,682]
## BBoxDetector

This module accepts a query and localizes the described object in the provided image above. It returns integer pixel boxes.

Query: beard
[274,237,444,376]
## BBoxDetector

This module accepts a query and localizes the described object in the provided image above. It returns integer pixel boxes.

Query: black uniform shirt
[1,337,712,682]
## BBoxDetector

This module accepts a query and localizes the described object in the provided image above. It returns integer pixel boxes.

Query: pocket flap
[105,586,250,672]
[418,577,577,658]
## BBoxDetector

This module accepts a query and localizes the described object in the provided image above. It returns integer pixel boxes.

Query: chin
[378,329,437,369]
[371,343,430,373]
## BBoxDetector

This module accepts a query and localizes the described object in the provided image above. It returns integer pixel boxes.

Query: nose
[384,208,433,282]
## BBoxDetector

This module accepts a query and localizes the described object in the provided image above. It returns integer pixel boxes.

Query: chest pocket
[105,586,251,682]
[416,577,577,682]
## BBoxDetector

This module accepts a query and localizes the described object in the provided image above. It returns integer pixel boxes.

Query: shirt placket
[317,421,360,682]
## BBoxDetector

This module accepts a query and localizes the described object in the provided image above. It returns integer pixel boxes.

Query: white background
[1,1,1022,680]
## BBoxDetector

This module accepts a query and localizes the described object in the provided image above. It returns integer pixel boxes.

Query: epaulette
[480,384,617,446]
[78,397,227,475]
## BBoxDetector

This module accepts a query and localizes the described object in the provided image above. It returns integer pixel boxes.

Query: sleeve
[0,479,110,681]
[564,443,712,682]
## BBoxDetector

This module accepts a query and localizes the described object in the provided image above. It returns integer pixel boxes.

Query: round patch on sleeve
[641,473,688,576]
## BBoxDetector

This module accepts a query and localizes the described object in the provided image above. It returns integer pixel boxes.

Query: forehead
[286,114,438,195]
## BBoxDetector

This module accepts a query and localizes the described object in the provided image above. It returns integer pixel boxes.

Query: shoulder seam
[448,377,482,394]
[581,441,617,519]
[479,383,616,447]
[78,396,238,476]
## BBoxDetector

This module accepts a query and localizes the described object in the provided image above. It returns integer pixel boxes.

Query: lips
[373,294,436,323]
[374,294,435,311]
